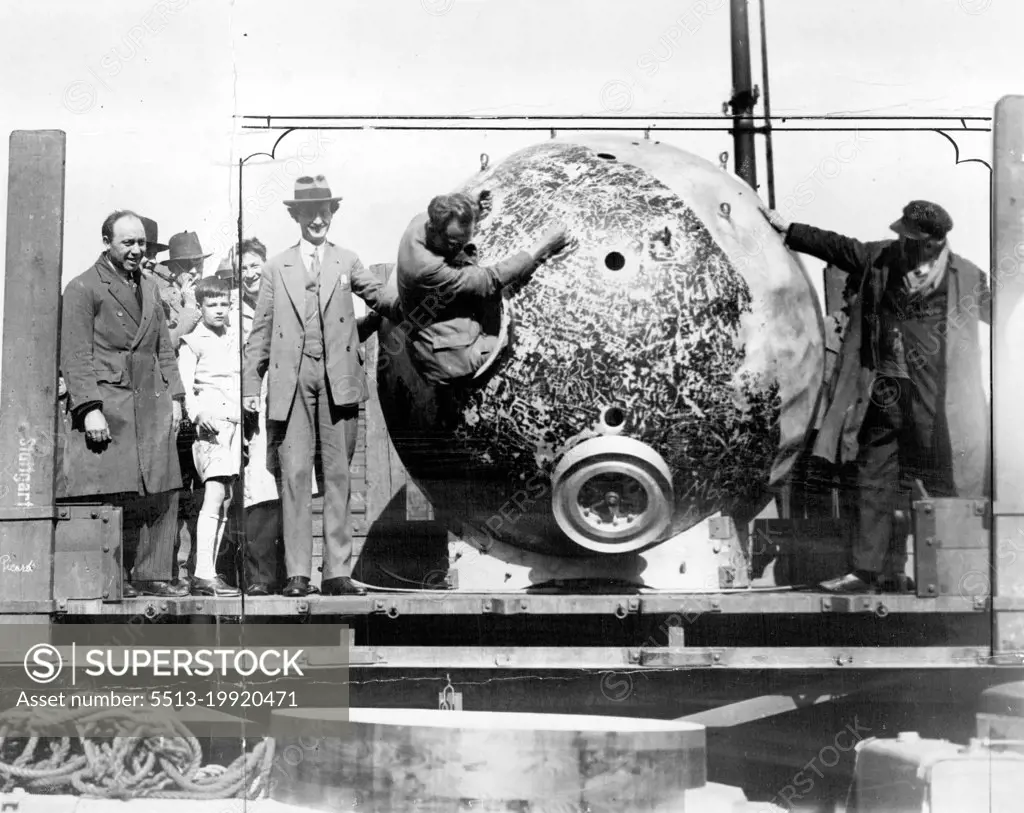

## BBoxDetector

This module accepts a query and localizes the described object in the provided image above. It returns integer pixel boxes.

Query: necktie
[311,249,322,306]
[310,249,321,285]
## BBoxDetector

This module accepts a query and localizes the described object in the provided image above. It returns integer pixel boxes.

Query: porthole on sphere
[602,406,626,428]
[604,251,626,271]
[597,152,617,160]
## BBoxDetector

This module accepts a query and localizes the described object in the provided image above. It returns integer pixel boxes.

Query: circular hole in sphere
[602,406,626,427]
[604,251,626,271]
[597,152,617,160]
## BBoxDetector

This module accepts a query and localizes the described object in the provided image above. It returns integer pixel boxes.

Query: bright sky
[0,0,1019,387]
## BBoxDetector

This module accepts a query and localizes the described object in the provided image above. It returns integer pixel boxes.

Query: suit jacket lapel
[280,245,305,321]
[319,243,343,313]
[96,255,143,326]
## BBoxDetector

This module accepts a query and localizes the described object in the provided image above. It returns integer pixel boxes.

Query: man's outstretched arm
[761,205,876,283]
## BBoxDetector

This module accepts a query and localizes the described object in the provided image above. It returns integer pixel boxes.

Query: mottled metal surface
[378,137,823,554]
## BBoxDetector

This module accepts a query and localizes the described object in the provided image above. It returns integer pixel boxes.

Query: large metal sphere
[376,136,824,557]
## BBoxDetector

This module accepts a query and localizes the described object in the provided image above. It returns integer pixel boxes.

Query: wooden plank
[0,130,66,609]
[55,590,990,618]
[342,646,991,670]
[363,333,402,527]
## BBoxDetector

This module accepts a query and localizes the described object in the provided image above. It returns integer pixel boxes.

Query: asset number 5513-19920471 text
[149,690,298,708]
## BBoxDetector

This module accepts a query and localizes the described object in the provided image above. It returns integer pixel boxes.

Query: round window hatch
[604,251,626,271]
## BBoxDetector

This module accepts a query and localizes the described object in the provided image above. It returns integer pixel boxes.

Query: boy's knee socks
[194,510,221,580]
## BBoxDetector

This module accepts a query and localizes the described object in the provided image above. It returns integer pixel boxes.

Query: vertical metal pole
[729,0,758,191]
[991,95,1024,658]
[236,158,247,594]
[0,131,66,605]
[757,0,775,208]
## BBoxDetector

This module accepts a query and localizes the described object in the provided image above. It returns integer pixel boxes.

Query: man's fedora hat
[889,200,953,241]
[283,174,343,206]
[215,246,236,281]
[166,231,213,263]
[139,216,168,253]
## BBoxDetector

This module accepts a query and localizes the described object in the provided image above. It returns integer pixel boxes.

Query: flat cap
[889,200,953,240]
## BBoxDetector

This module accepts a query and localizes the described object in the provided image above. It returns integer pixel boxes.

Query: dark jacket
[395,213,536,384]
[786,223,990,497]
[57,253,185,498]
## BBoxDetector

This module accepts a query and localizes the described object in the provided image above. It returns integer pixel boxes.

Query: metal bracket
[821,596,892,617]
[614,598,640,619]
[640,647,718,668]
[482,597,530,615]
[373,598,401,618]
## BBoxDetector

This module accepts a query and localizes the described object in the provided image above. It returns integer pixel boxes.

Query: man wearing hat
[151,230,212,584]
[243,175,403,597]
[139,216,169,273]
[761,200,990,593]
[154,231,212,346]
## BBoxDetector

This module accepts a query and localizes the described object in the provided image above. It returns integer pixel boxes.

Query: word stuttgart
[80,648,305,677]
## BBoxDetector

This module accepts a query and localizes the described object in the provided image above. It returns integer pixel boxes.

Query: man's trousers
[60,489,178,582]
[243,500,286,588]
[854,375,954,574]
[271,354,359,581]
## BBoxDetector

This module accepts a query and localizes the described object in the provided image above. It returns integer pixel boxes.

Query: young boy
[177,276,243,597]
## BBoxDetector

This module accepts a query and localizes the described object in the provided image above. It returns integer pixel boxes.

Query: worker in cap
[760,199,989,594]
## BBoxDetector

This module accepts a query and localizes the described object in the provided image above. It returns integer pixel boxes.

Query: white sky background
[0,0,1019,388]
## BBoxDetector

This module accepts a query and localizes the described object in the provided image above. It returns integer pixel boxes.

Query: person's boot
[191,575,241,597]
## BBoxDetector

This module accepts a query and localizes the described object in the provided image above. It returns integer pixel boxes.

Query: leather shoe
[191,576,241,597]
[121,581,139,599]
[246,583,272,596]
[282,576,319,598]
[321,577,367,596]
[820,573,878,594]
[132,580,191,598]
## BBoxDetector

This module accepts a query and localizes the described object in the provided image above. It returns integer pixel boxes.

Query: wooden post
[0,130,66,610]
[992,96,1024,659]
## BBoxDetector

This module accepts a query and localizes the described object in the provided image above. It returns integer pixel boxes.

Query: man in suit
[243,175,402,597]
[761,200,990,593]
[58,210,189,598]
[396,191,571,386]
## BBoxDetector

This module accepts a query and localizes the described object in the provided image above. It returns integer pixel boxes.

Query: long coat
[57,254,184,498]
[786,224,990,497]
[242,242,401,422]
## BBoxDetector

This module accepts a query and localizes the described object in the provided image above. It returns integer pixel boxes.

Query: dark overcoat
[786,224,990,498]
[56,253,184,498]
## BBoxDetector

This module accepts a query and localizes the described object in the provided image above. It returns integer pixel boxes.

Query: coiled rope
[0,703,275,800]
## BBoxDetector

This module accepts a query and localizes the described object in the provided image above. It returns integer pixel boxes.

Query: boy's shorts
[193,419,242,483]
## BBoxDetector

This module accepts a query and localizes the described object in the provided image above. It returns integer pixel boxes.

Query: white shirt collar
[299,238,325,266]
